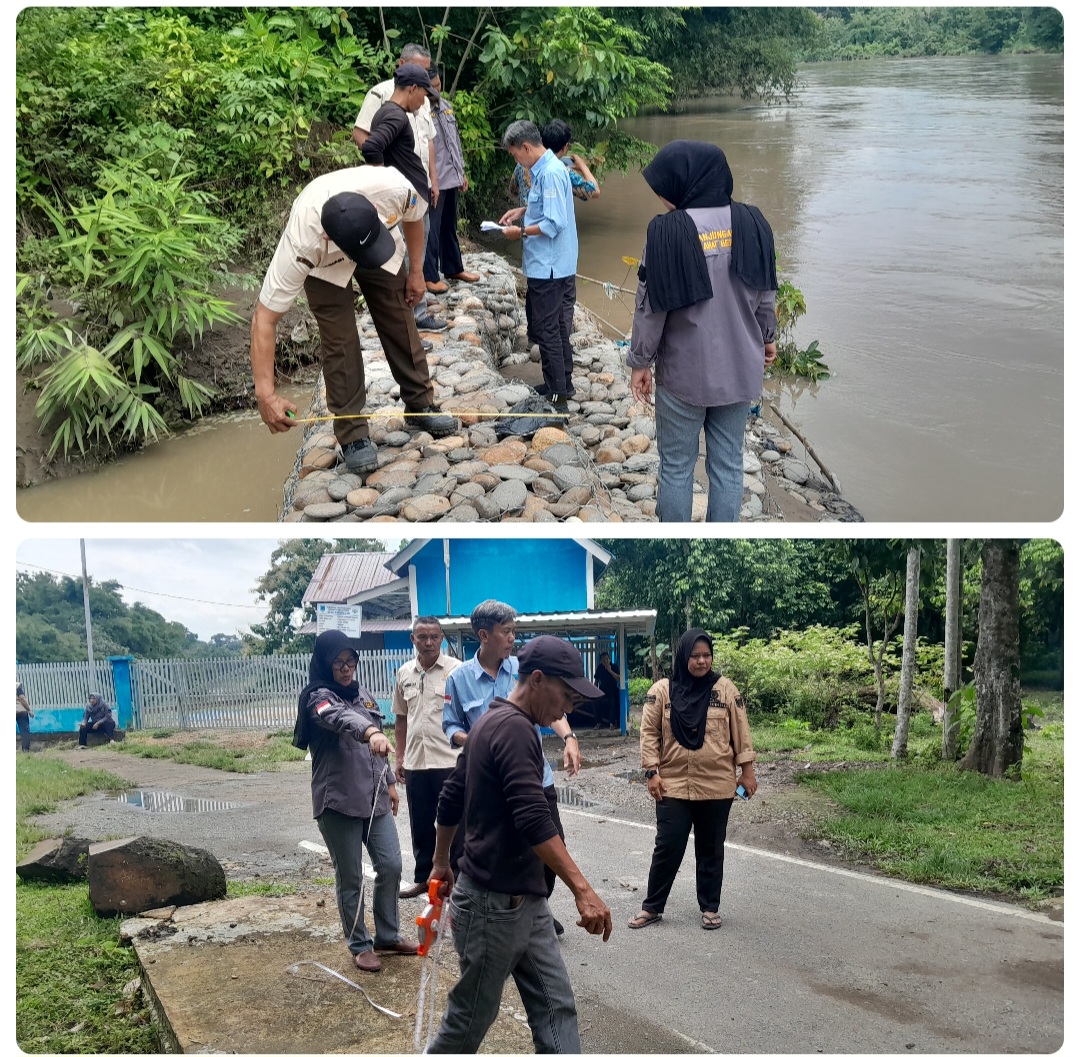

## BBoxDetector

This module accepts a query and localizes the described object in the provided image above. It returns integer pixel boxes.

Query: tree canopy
[15,570,240,663]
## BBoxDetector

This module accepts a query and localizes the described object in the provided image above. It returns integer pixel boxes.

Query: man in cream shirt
[250,165,456,473]
[392,616,462,898]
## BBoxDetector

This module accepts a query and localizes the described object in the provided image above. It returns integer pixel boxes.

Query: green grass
[16,755,133,860]
[793,726,1063,905]
[751,709,943,762]
[112,729,307,772]
[16,755,160,1053]
[226,880,299,897]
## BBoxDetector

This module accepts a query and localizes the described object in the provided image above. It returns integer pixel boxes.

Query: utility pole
[81,539,98,694]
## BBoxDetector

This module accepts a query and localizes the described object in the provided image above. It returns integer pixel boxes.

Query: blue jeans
[428,873,580,1054]
[316,808,402,954]
[655,386,750,522]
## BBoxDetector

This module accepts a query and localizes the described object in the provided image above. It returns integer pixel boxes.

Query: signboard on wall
[316,604,363,639]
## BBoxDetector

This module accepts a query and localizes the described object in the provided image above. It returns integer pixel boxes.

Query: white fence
[16,661,116,711]
[18,650,414,732]
[131,651,412,730]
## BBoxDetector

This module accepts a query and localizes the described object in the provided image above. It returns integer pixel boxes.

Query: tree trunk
[960,540,1023,779]
[448,8,489,97]
[434,6,451,66]
[942,538,963,759]
[892,545,921,758]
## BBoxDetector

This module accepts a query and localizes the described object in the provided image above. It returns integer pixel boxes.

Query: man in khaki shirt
[392,616,462,898]
[250,165,457,474]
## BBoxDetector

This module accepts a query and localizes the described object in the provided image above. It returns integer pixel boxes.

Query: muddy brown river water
[17,55,1063,523]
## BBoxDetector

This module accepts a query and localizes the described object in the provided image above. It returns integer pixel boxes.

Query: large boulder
[88,836,226,916]
[16,836,91,882]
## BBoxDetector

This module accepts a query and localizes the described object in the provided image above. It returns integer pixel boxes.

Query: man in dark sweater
[361,63,448,335]
[427,637,612,1054]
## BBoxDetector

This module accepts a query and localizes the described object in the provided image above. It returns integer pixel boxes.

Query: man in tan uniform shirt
[250,165,457,474]
[392,616,462,897]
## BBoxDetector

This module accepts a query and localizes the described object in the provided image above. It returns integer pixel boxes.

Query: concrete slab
[123,893,534,1054]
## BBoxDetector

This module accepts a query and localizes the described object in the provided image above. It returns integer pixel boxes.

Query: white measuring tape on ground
[286,960,402,1018]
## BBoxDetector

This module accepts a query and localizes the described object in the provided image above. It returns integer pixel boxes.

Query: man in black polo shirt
[427,637,612,1054]
[362,63,448,335]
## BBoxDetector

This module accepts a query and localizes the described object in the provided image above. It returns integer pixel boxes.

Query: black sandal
[627,910,662,929]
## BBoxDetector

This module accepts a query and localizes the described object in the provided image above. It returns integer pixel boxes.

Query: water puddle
[116,790,239,813]
[554,787,598,809]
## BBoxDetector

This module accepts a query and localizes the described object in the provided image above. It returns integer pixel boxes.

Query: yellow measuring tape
[288,410,571,425]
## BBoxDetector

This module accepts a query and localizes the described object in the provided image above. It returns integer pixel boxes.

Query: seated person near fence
[78,693,115,747]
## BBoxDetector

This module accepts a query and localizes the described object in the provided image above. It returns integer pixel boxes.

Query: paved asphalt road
[52,752,1064,1054]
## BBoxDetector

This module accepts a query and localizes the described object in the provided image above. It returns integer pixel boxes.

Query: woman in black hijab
[295,630,417,973]
[628,629,758,930]
[626,140,779,522]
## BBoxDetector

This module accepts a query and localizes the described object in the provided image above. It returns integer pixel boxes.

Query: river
[17,55,1062,523]
[563,54,1063,521]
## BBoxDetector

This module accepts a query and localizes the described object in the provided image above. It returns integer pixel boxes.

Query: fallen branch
[765,401,842,494]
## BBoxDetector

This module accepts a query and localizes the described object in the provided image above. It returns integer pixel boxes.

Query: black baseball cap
[395,62,440,100]
[517,637,606,699]
[321,193,397,270]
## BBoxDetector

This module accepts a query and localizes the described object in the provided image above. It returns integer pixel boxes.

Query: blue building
[306,538,655,732]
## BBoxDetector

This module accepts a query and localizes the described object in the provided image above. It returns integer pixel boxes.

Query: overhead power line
[15,561,268,612]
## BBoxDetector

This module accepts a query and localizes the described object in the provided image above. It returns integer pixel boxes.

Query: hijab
[293,630,359,749]
[668,628,720,751]
[640,140,777,313]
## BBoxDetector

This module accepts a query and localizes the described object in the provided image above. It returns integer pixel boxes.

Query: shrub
[19,161,242,456]
[713,625,871,722]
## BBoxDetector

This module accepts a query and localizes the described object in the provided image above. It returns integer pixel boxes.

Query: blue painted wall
[18,708,85,735]
[383,630,413,651]
[412,539,590,617]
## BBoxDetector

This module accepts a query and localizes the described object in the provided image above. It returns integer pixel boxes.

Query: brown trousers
[304,265,434,446]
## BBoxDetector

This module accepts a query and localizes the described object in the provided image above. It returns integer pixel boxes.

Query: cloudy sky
[15,538,283,640]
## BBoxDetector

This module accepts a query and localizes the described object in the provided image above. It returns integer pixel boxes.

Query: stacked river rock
[281,251,862,524]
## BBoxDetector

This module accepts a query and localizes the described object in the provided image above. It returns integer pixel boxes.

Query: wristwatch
[563,731,578,742]
[644,768,658,780]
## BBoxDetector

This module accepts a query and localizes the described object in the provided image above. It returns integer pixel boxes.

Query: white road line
[561,808,1062,926]
[670,1026,716,1053]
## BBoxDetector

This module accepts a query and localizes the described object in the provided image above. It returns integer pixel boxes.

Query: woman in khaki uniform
[628,629,757,930]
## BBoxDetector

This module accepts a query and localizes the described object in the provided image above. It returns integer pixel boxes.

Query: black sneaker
[407,406,458,437]
[553,917,565,936]
[534,383,552,397]
[549,393,569,413]
[421,339,434,352]
[416,314,448,332]
[341,438,378,473]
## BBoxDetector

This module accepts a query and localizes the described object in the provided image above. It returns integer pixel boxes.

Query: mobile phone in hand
[735,784,748,800]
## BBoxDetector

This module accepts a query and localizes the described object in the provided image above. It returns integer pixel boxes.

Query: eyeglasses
[331,658,358,672]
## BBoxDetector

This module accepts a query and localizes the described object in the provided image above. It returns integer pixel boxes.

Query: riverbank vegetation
[799,7,1064,62]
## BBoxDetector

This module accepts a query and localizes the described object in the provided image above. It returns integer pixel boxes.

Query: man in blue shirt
[443,599,581,935]
[497,120,579,410]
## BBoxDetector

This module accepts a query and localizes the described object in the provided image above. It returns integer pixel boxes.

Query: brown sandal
[701,912,723,930]
[627,910,662,929]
